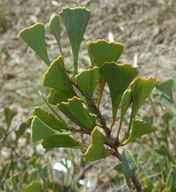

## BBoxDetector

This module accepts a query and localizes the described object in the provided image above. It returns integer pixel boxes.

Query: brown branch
[90,99,111,136]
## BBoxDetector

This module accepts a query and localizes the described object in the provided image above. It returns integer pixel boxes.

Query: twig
[90,99,111,136]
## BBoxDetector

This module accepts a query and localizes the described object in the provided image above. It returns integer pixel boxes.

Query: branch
[90,99,111,136]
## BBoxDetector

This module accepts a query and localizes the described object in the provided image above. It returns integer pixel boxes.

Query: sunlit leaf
[58,96,95,131]
[33,107,67,131]
[131,77,157,117]
[47,88,75,105]
[87,39,123,67]
[31,116,69,142]
[19,23,50,66]
[75,66,99,100]
[121,148,137,188]
[42,134,82,149]
[123,120,157,144]
[60,7,90,75]
[49,15,62,54]
[43,56,73,92]
[101,63,138,127]
[4,107,17,129]
[84,128,111,161]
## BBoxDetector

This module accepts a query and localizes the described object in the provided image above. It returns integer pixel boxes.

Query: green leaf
[157,79,173,101]
[84,128,111,161]
[42,134,82,149]
[4,107,17,129]
[123,120,157,144]
[58,96,95,131]
[23,180,40,192]
[60,7,91,75]
[75,66,99,100]
[120,90,132,123]
[87,39,123,67]
[131,77,157,117]
[47,88,75,105]
[121,148,137,188]
[31,116,69,142]
[49,15,62,55]
[33,107,67,131]
[43,56,73,92]
[143,115,154,126]
[155,144,174,162]
[15,122,28,142]
[154,93,176,114]
[19,23,50,66]
[162,112,172,128]
[101,63,138,127]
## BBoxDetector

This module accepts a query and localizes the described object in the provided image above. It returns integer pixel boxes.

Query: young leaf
[58,97,96,131]
[43,56,73,92]
[120,90,132,123]
[4,107,17,129]
[123,120,157,145]
[31,116,69,142]
[42,134,82,149]
[33,107,67,131]
[49,15,62,55]
[60,7,91,75]
[131,77,157,118]
[75,66,99,100]
[84,128,111,161]
[87,39,123,67]
[121,149,137,188]
[101,63,138,127]
[117,90,132,137]
[47,89,75,105]
[19,23,50,66]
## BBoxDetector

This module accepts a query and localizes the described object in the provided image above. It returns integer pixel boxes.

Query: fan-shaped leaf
[84,128,111,161]
[33,107,67,131]
[87,39,123,67]
[47,88,75,105]
[123,120,157,144]
[31,116,69,142]
[58,97,96,131]
[131,77,157,117]
[60,7,90,75]
[19,23,50,66]
[42,134,82,149]
[75,67,99,100]
[43,56,73,92]
[49,15,62,55]
[101,63,138,127]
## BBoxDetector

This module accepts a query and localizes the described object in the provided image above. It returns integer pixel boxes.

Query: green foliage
[20,6,159,190]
